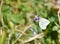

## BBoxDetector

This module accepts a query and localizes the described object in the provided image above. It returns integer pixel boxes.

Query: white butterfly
[39,18,50,30]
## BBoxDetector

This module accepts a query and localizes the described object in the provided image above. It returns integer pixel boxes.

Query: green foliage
[0,0,60,44]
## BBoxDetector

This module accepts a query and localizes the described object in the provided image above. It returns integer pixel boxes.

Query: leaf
[52,26,59,31]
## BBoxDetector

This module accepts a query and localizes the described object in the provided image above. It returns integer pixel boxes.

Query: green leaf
[52,26,59,31]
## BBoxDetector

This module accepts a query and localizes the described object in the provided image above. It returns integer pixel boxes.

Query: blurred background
[0,0,60,44]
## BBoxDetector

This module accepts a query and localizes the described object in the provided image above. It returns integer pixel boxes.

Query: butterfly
[39,17,50,30]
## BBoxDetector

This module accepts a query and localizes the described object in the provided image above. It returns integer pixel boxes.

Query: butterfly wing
[39,18,50,30]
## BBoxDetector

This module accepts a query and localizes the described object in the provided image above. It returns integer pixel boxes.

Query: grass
[0,0,60,44]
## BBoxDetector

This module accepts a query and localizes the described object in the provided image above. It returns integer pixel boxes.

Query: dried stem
[0,0,4,27]
[58,9,60,25]
[12,24,33,44]
[21,33,44,44]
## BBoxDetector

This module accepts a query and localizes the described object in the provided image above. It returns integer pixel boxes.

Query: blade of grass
[58,9,60,25]
[1,30,6,44]
[55,22,60,28]
[0,0,4,27]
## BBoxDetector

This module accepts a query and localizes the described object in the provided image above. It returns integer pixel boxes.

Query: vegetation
[0,0,60,44]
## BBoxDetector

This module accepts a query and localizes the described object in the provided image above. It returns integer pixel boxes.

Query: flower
[34,15,40,22]
[29,27,36,36]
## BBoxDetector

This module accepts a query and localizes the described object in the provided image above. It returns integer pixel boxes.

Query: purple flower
[34,15,40,22]
[29,27,36,36]
[35,17,40,21]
